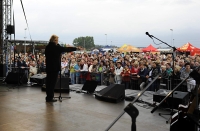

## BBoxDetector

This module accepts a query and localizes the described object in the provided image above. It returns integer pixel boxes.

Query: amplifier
[153,89,189,109]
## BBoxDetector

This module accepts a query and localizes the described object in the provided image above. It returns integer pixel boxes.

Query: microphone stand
[105,74,160,131]
[54,54,71,102]
[146,32,177,123]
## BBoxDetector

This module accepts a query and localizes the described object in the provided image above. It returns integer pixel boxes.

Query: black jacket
[138,68,148,82]
[160,70,168,79]
[45,42,77,72]
[150,66,160,79]
[138,68,148,78]
[17,60,27,68]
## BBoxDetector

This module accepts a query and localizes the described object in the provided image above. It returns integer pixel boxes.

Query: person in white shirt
[61,57,68,77]
[28,61,38,84]
[80,59,88,72]
[114,61,123,84]
[80,59,88,84]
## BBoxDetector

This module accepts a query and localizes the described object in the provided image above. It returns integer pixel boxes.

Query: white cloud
[13,0,200,47]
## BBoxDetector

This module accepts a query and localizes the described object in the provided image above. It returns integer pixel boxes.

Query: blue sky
[13,0,200,48]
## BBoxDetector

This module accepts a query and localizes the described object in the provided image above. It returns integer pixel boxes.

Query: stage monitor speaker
[153,89,189,109]
[6,25,15,34]
[30,74,46,86]
[0,64,6,77]
[4,72,27,84]
[82,80,98,93]
[95,84,125,103]
[55,77,70,93]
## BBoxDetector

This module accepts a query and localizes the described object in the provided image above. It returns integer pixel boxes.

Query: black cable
[152,38,163,45]
[20,0,32,40]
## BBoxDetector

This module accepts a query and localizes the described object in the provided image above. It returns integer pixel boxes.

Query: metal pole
[84,39,85,50]
[106,34,107,45]
[105,34,107,45]
[170,29,173,47]
[33,41,35,55]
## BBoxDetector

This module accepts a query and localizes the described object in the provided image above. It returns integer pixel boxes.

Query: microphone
[145,32,153,39]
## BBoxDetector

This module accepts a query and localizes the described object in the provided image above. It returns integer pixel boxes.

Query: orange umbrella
[118,44,141,53]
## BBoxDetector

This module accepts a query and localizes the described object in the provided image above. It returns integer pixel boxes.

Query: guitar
[170,87,200,131]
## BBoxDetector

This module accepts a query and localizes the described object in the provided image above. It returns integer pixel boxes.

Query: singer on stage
[45,35,79,102]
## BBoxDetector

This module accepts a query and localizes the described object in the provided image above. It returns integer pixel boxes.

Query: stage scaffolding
[0,0,12,77]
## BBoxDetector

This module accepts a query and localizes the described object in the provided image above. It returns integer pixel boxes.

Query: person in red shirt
[130,61,139,76]
[130,61,139,89]
[121,64,131,89]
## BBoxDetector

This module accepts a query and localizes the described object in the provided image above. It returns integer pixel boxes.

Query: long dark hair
[80,64,84,69]
[99,61,105,67]
[80,60,85,69]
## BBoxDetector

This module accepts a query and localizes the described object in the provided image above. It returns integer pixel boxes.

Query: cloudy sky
[13,0,200,48]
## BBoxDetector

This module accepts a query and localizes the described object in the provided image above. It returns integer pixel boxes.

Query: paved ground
[0,84,170,131]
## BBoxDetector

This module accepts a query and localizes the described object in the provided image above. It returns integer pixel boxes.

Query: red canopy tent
[142,44,158,52]
[177,42,196,52]
[177,42,200,56]
[191,48,200,56]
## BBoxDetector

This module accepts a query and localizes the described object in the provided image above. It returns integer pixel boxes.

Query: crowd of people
[7,49,200,92]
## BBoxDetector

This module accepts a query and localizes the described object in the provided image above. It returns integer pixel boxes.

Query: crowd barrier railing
[77,72,187,92]
[78,71,106,85]
[77,72,159,91]
[130,74,139,90]
[160,77,186,92]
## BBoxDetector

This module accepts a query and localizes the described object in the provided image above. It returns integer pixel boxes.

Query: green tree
[72,36,95,50]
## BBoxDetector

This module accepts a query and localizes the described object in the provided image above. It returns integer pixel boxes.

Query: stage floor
[0,84,170,131]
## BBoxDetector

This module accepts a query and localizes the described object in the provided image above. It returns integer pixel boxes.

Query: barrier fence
[76,72,186,92]
[160,78,186,92]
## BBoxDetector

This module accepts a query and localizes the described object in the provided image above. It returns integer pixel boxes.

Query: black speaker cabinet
[95,84,125,103]
[0,64,6,77]
[153,89,189,109]
[5,72,27,84]
[55,77,70,93]
[82,80,98,93]
[6,25,15,34]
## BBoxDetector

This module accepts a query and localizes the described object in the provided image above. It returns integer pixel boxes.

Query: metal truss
[1,0,12,76]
